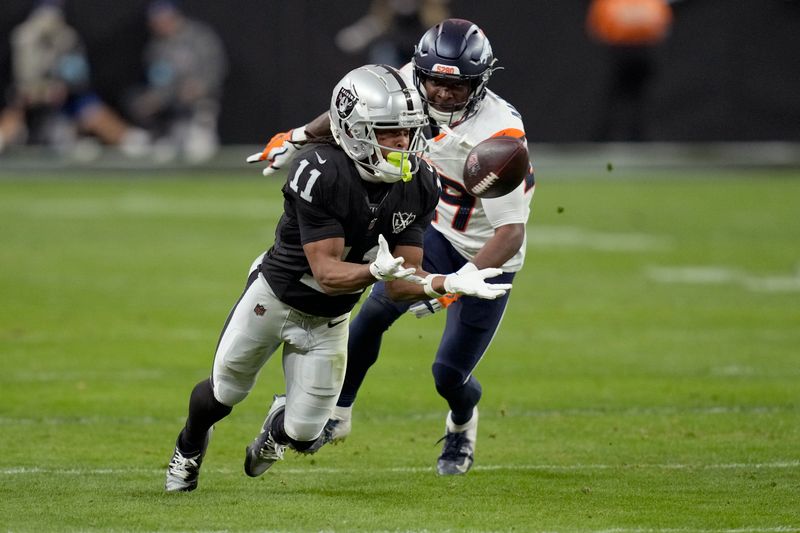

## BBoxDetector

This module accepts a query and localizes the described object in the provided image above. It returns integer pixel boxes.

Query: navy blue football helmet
[412,18,496,124]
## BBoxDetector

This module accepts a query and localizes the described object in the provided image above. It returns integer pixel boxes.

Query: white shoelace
[257,434,285,461]
[168,453,199,480]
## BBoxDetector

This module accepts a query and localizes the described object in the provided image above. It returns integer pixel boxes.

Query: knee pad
[283,412,326,443]
[212,373,250,406]
[191,378,233,415]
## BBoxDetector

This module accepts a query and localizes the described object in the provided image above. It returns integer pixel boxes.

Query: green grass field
[1,166,798,532]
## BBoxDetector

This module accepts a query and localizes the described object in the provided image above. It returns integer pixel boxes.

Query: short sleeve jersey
[261,142,440,317]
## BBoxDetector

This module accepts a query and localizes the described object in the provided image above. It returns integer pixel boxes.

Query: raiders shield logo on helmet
[336,87,358,119]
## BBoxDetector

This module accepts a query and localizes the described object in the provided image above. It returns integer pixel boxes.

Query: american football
[462,136,530,198]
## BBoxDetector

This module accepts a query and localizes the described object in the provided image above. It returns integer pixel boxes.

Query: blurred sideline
[1,142,799,174]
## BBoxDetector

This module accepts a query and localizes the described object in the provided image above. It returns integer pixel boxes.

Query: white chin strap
[355,163,403,184]
[428,105,466,126]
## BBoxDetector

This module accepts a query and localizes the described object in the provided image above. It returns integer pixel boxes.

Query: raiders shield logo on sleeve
[336,87,358,119]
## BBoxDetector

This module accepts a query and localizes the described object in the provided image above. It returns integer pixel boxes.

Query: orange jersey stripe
[491,128,526,139]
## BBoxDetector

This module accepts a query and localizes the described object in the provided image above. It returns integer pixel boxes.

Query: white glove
[368,234,418,282]
[411,262,476,317]
[442,265,512,299]
[246,126,307,176]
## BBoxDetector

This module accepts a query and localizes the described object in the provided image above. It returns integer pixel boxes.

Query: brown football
[463,136,530,198]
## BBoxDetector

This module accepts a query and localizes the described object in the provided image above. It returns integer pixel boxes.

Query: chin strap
[428,106,466,127]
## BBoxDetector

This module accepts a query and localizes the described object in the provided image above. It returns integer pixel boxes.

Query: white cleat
[165,428,212,492]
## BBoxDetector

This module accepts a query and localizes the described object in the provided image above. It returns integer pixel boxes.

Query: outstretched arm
[304,235,419,295]
[246,112,332,175]
[470,223,525,269]
[305,111,332,138]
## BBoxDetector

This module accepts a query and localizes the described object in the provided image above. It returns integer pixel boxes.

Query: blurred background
[1,0,799,166]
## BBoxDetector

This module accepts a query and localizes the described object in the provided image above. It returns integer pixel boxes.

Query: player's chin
[430,102,466,113]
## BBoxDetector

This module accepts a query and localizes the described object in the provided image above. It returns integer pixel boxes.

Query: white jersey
[399,64,534,272]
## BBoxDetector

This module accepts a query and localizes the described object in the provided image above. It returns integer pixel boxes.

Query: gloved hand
[246,126,307,176]
[369,234,418,282]
[441,262,512,299]
[409,293,460,318]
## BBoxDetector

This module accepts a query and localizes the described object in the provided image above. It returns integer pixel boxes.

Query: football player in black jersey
[165,64,511,492]
[248,20,532,477]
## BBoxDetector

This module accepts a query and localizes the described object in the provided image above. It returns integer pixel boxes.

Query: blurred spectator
[0,0,150,158]
[127,0,227,163]
[586,0,673,141]
[335,0,450,66]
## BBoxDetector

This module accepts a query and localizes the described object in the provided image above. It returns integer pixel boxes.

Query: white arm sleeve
[481,184,531,228]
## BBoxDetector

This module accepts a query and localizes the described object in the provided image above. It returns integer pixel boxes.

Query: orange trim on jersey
[491,128,525,139]
[433,132,447,142]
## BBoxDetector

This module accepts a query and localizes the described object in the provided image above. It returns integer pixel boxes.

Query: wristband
[423,274,445,298]
[291,125,308,142]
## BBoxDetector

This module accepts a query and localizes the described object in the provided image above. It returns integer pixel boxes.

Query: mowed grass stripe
[3,461,798,475]
[0,404,795,425]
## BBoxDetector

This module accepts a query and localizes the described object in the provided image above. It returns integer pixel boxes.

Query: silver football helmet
[329,65,429,183]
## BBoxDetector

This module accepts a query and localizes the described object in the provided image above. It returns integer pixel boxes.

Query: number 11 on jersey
[289,159,321,202]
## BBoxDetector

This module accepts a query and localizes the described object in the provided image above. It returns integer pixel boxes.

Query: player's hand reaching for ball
[369,234,419,282]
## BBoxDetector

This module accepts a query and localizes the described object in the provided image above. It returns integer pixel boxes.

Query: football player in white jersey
[249,19,534,476]
[164,64,510,492]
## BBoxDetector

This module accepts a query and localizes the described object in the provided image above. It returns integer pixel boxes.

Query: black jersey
[261,142,440,317]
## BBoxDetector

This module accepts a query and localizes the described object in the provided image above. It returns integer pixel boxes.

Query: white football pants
[211,255,349,442]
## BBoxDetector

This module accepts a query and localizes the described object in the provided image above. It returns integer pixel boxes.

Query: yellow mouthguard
[387,152,413,182]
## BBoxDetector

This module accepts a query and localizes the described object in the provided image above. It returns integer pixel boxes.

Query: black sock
[269,409,290,445]
[179,378,232,452]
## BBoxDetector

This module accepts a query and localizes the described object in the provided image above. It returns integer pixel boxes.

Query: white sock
[447,408,478,433]
[331,405,352,421]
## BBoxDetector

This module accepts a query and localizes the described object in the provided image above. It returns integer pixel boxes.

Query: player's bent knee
[432,362,467,391]
[212,376,250,406]
[283,414,326,443]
